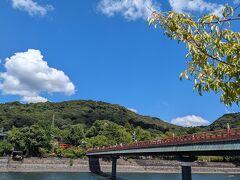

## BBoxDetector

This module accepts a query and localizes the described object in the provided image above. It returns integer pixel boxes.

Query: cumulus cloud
[11,0,53,16]
[21,96,48,103]
[127,107,138,113]
[171,115,209,127]
[169,0,224,16]
[98,0,160,20]
[0,49,75,103]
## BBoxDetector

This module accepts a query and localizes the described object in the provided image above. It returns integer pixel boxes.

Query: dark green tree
[63,124,85,146]
[0,140,13,156]
[134,127,152,141]
[86,120,132,145]
[7,125,52,157]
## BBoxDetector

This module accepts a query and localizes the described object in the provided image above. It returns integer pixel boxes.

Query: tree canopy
[148,4,240,106]
[0,100,180,133]
[0,100,239,158]
[7,125,52,156]
[4,119,161,158]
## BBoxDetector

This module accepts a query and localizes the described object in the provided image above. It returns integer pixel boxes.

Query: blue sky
[0,0,239,126]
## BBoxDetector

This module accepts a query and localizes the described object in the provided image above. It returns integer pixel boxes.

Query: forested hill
[1,100,239,135]
[208,113,240,131]
[0,100,238,158]
[0,100,182,133]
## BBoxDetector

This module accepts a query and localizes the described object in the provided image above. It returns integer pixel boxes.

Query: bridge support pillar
[111,157,118,180]
[181,162,192,180]
[178,156,197,180]
[89,156,101,174]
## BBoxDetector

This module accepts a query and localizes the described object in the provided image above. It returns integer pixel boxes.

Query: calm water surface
[0,173,239,180]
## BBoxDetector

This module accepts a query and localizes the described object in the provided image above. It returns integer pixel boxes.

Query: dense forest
[0,100,182,133]
[0,100,239,158]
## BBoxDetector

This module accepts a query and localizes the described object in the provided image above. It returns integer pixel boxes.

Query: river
[0,173,239,180]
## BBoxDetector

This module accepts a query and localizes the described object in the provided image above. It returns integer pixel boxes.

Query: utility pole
[51,114,55,153]
[52,114,55,129]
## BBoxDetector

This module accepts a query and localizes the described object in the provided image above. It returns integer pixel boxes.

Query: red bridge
[88,128,240,154]
[87,128,240,180]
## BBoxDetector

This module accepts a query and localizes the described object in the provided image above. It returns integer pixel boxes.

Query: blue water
[0,173,239,180]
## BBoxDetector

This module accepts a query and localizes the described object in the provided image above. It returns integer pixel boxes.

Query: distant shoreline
[0,157,240,174]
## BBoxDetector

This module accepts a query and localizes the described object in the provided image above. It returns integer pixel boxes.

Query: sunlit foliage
[148,4,240,106]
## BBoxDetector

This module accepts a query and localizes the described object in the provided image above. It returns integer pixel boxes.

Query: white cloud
[127,107,138,113]
[169,0,224,16]
[98,0,160,20]
[171,115,209,127]
[11,0,53,16]
[21,96,48,103]
[0,49,75,103]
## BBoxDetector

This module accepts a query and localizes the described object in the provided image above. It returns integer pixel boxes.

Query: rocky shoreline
[0,157,240,174]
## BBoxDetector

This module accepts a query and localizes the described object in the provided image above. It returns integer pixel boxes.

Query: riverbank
[0,158,240,174]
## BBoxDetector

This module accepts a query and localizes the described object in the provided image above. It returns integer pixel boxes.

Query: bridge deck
[87,128,240,157]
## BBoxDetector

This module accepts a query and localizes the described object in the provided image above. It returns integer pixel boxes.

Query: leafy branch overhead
[148,4,240,106]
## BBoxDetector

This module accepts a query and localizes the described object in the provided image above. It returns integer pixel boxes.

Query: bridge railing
[87,128,240,154]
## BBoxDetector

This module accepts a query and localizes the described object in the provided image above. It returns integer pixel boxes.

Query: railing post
[111,157,118,180]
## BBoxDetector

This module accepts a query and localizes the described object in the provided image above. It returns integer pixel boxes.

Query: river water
[0,173,239,180]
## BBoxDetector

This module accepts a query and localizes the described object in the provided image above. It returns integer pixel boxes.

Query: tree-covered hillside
[0,100,239,158]
[0,100,186,158]
[208,113,240,131]
[0,100,182,134]
[184,113,240,134]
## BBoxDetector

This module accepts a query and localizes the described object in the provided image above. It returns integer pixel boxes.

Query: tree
[63,124,85,146]
[148,4,240,106]
[7,125,52,157]
[7,127,28,153]
[134,127,152,141]
[85,135,110,148]
[0,140,12,156]
[86,120,132,145]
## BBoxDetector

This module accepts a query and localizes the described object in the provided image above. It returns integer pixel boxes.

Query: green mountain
[1,99,238,135]
[0,100,182,134]
[208,112,240,131]
[1,100,239,158]
[182,113,240,134]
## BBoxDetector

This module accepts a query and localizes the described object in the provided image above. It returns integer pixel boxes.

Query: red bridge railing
[87,128,240,154]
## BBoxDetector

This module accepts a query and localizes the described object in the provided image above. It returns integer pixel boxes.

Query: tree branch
[187,39,240,68]
[203,17,240,24]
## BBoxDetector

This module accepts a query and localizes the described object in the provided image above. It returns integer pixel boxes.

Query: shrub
[69,159,73,166]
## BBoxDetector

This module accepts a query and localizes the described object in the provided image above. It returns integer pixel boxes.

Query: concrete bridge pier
[179,156,197,180]
[111,157,119,180]
[181,162,192,180]
[89,156,101,174]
